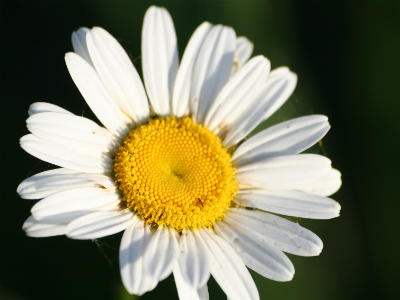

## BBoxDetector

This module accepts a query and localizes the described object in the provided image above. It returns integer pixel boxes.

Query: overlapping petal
[235,189,341,219]
[142,6,179,116]
[190,25,236,123]
[178,229,210,288]
[28,102,74,116]
[222,70,297,147]
[18,168,115,200]
[226,208,323,256]
[173,264,210,300]
[143,225,180,281]
[231,115,330,167]
[20,134,113,174]
[235,154,332,190]
[65,52,133,137]
[204,55,270,132]
[214,221,294,281]
[67,210,134,239]
[23,215,67,238]
[120,217,158,295]
[172,22,213,117]
[18,168,77,199]
[233,36,254,71]
[26,112,118,154]
[199,228,259,300]
[31,187,120,223]
[87,27,150,124]
[71,27,94,67]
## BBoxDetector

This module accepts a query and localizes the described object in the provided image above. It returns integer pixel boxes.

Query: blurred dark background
[1,1,399,299]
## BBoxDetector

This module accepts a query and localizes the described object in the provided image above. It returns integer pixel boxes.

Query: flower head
[18,6,341,299]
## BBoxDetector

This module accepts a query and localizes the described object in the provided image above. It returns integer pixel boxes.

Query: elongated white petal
[235,189,341,219]
[18,168,77,199]
[18,170,115,200]
[172,22,213,117]
[34,173,116,191]
[174,264,209,300]
[178,229,210,288]
[199,229,259,300]
[190,25,236,123]
[214,221,294,281]
[142,6,179,116]
[31,187,120,223]
[226,208,323,256]
[205,56,270,131]
[120,218,158,296]
[232,115,330,166]
[67,210,134,239]
[23,215,67,238]
[299,168,342,196]
[28,102,74,116]
[236,154,331,191]
[143,226,180,281]
[20,134,113,174]
[65,52,133,137]
[234,37,253,70]
[71,27,94,67]
[223,72,298,147]
[87,27,150,124]
[27,112,118,154]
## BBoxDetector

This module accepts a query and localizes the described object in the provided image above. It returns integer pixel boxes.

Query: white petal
[234,37,253,69]
[120,218,158,296]
[31,187,120,223]
[142,6,179,116]
[235,189,341,219]
[71,27,94,67]
[27,112,118,154]
[67,210,134,239]
[23,215,67,238]
[299,168,342,196]
[222,72,298,147]
[232,115,330,166]
[28,102,74,116]
[235,154,332,190]
[36,173,115,191]
[214,221,294,282]
[226,208,323,256]
[65,52,133,137]
[199,229,259,300]
[190,25,236,124]
[18,172,116,200]
[18,168,77,199]
[269,66,290,79]
[143,226,180,281]
[174,264,209,300]
[34,173,116,191]
[20,134,113,174]
[87,27,150,124]
[172,22,213,117]
[178,229,210,288]
[18,168,115,200]
[205,56,270,131]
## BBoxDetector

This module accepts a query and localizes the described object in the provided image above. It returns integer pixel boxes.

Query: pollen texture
[114,117,237,232]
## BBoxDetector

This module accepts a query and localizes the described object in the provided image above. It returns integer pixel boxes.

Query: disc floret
[114,117,237,231]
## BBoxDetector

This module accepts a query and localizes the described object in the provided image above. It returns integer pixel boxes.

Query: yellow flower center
[114,117,237,232]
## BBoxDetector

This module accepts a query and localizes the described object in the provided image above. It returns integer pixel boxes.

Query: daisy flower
[18,6,341,300]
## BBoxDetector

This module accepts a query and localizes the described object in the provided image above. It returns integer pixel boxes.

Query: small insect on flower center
[114,117,238,232]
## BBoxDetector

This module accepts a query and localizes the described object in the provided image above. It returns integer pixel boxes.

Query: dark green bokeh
[1,1,399,299]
